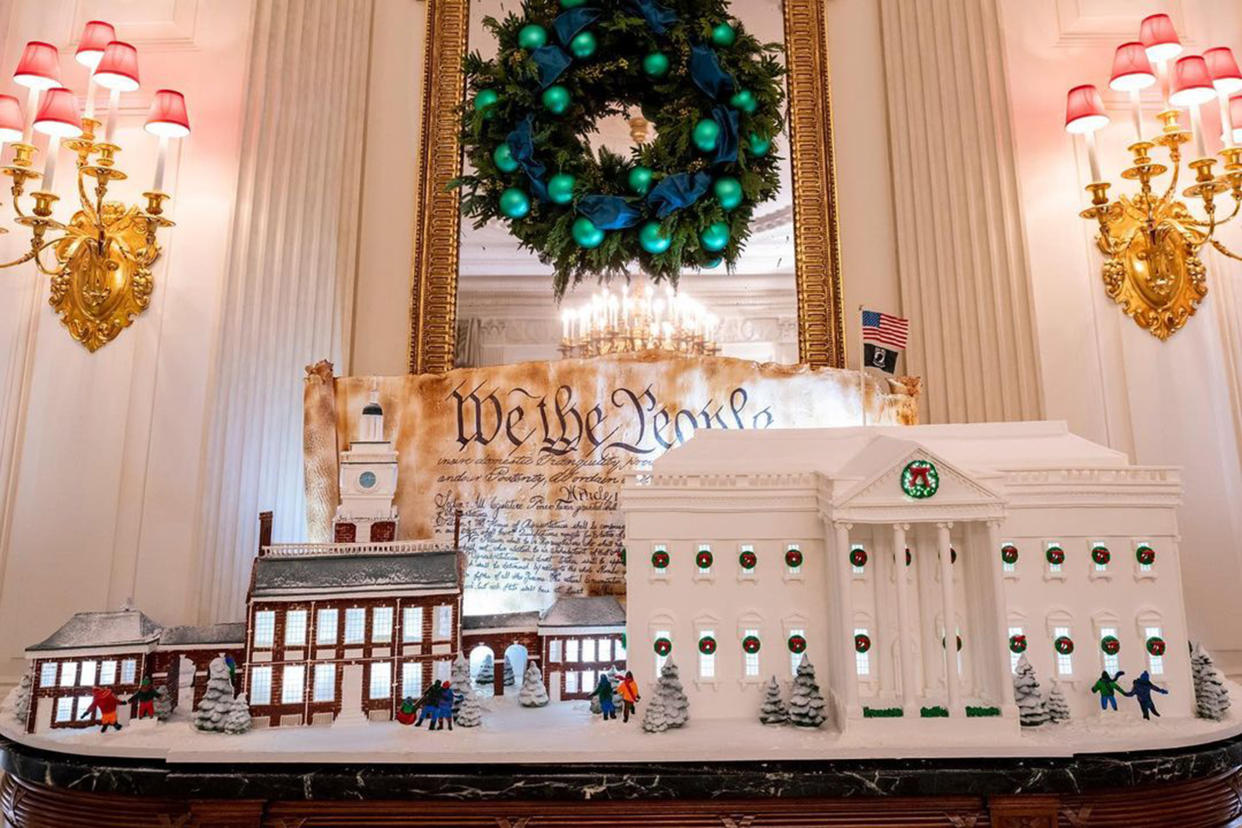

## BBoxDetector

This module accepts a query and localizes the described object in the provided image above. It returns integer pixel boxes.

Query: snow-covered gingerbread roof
[538,596,626,632]
[158,622,246,648]
[27,609,163,656]
[251,551,460,598]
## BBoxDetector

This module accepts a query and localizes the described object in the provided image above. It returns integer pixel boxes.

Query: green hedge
[965,705,1002,717]
[862,706,904,718]
[919,705,949,718]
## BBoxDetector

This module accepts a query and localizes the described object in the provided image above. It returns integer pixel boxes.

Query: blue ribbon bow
[554,8,601,45]
[645,172,711,218]
[532,44,573,89]
[690,44,736,101]
[577,195,643,229]
[707,105,740,165]
[506,115,550,201]
[625,0,678,34]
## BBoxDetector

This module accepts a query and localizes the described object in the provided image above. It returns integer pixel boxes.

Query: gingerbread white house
[622,421,1192,728]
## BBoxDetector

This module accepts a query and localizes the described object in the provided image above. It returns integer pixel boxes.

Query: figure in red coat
[81,686,123,732]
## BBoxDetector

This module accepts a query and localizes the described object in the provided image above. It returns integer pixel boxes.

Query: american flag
[861,310,909,351]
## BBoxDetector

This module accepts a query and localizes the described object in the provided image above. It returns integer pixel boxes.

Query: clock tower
[334,388,399,543]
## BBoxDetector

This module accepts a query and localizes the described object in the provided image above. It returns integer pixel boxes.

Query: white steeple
[359,385,384,442]
[334,386,399,542]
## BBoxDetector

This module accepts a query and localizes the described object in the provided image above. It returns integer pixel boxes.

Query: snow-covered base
[3,688,1241,765]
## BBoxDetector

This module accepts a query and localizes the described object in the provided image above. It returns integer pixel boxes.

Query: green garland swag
[455,0,786,297]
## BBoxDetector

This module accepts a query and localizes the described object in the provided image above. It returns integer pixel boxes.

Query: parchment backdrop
[304,355,918,615]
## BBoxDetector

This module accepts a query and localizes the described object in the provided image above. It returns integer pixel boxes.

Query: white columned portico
[891,522,917,715]
[832,521,858,715]
[937,522,961,716]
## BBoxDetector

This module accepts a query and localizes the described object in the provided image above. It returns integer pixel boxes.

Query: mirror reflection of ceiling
[459,0,793,283]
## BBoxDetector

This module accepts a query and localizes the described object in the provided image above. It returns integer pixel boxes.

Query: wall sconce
[1067,14,1242,340]
[0,24,189,352]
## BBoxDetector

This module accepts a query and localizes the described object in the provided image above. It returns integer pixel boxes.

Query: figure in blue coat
[434,680,454,730]
[1128,670,1168,720]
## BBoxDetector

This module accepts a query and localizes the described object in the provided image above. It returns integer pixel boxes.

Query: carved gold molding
[408,0,845,372]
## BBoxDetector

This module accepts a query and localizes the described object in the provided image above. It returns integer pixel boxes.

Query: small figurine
[589,673,617,720]
[1127,670,1169,720]
[131,676,159,719]
[616,671,640,723]
[224,653,238,685]
[81,686,123,732]
[1091,670,1127,711]
[434,680,454,730]
[414,682,442,727]
[396,696,419,726]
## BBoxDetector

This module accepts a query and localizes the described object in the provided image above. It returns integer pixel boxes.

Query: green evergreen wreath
[455,0,786,296]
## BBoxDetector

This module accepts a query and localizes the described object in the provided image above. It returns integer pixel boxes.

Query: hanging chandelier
[1065,13,1241,340]
[559,282,720,359]
[0,22,190,351]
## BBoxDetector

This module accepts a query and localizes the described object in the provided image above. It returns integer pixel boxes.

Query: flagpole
[858,305,866,428]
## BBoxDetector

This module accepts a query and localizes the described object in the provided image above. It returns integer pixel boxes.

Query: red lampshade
[145,89,190,138]
[0,94,22,143]
[1169,55,1218,107]
[75,20,117,69]
[1140,13,1183,63]
[1204,47,1242,95]
[94,41,139,92]
[1065,84,1109,134]
[12,41,60,90]
[33,87,83,138]
[1109,42,1156,91]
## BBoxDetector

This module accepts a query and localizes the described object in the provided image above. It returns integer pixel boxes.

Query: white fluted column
[832,521,858,716]
[892,523,916,714]
[985,519,1016,715]
[879,0,1043,424]
[937,522,960,716]
[194,0,374,623]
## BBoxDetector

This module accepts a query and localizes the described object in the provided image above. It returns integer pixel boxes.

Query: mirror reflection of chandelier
[559,281,720,359]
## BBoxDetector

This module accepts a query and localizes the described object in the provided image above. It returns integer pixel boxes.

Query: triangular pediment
[830,439,1003,519]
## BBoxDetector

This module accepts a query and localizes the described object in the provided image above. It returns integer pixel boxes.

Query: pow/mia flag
[864,342,899,374]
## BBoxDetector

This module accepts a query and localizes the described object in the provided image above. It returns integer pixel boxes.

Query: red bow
[908,463,932,487]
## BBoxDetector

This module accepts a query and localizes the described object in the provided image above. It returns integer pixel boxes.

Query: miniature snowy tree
[475,653,495,685]
[641,690,669,733]
[1013,654,1048,727]
[223,692,252,735]
[1046,680,1070,724]
[503,654,516,687]
[519,661,549,707]
[455,683,483,727]
[193,656,235,732]
[759,676,788,725]
[655,659,689,728]
[11,672,31,725]
[153,685,173,722]
[788,655,826,727]
[1193,643,1231,721]
[451,654,471,716]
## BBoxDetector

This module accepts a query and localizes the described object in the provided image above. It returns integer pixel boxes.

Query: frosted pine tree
[223,692,252,734]
[1046,680,1071,724]
[657,659,689,728]
[153,685,173,722]
[456,683,483,727]
[475,653,495,685]
[1013,654,1049,727]
[788,655,826,727]
[1192,643,1231,721]
[451,654,471,717]
[641,690,669,733]
[759,676,788,725]
[193,656,235,732]
[503,654,516,687]
[519,661,549,707]
[11,672,31,725]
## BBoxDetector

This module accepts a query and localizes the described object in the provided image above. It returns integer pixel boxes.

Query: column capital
[832,521,853,531]
[894,522,910,532]
[935,521,954,531]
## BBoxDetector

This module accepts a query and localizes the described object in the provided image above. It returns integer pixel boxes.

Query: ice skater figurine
[617,671,640,723]
[589,674,617,720]
[1128,670,1169,720]
[130,676,159,719]
[415,682,442,727]
[1091,670,1128,711]
[435,681,454,730]
[80,686,123,732]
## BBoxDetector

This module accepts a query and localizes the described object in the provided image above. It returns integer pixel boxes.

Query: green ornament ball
[560,0,586,7]
[628,166,654,195]
[747,132,772,156]
[542,84,571,115]
[639,221,671,254]
[693,118,721,152]
[711,22,736,47]
[548,173,576,204]
[714,176,743,211]
[572,216,605,248]
[570,30,596,59]
[700,221,730,252]
[729,89,757,114]
[474,88,499,115]
[643,52,670,78]
[518,24,548,50]
[493,143,519,173]
[701,257,722,269]
[499,187,530,219]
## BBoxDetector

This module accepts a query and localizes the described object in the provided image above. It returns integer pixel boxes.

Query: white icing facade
[334,389,400,543]
[622,422,1193,729]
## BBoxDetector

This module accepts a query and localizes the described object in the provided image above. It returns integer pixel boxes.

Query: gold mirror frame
[407,0,845,373]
